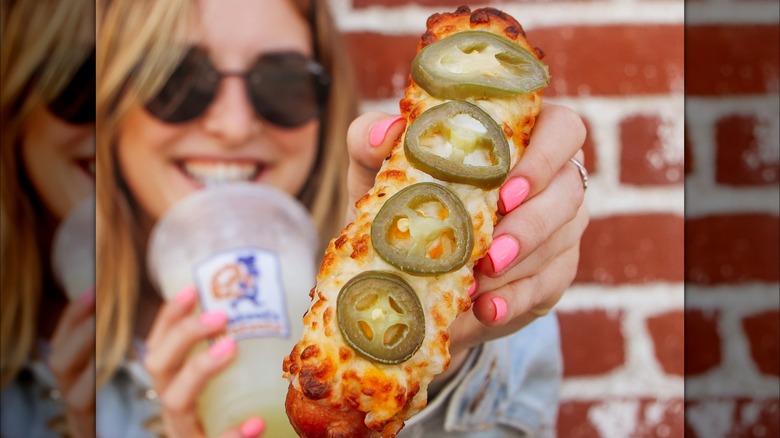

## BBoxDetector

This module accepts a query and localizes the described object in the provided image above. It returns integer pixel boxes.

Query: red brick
[558,399,684,437]
[742,310,780,377]
[581,116,598,174]
[620,115,684,185]
[687,399,780,437]
[576,214,684,284]
[557,401,600,438]
[716,115,780,186]
[731,399,779,437]
[532,25,684,96]
[558,310,625,376]
[344,33,418,100]
[346,25,684,99]
[685,309,722,375]
[646,311,685,376]
[686,25,780,96]
[635,399,685,438]
[685,214,780,284]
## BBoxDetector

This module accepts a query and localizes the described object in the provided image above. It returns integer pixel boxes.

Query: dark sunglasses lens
[145,48,217,124]
[48,50,95,124]
[247,53,325,128]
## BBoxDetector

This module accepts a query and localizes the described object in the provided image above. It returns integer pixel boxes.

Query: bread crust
[284,6,546,437]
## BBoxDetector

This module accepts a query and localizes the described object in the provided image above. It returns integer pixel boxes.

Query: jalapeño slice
[337,271,424,365]
[411,30,549,100]
[371,182,473,275]
[405,101,510,189]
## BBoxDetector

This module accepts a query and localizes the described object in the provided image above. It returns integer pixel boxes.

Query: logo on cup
[195,247,291,340]
[211,255,262,308]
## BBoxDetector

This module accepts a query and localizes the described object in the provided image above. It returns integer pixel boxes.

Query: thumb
[216,417,265,438]
[346,112,406,220]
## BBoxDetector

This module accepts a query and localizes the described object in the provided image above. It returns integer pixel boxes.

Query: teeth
[182,161,259,184]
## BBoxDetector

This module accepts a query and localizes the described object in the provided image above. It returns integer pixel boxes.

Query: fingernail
[369,115,404,147]
[200,311,228,327]
[209,337,236,358]
[486,235,519,273]
[241,417,266,438]
[175,286,197,304]
[492,297,508,321]
[499,177,530,213]
[467,280,477,297]
[79,287,95,305]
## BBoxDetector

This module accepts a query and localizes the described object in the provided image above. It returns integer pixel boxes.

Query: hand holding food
[284,6,550,437]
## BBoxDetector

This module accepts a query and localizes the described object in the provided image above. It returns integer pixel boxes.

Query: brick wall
[329,0,778,436]
[684,2,780,437]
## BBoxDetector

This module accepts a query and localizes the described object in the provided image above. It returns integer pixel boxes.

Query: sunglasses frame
[144,47,331,128]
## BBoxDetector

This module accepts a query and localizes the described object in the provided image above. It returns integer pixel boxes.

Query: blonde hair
[96,0,356,385]
[0,0,94,387]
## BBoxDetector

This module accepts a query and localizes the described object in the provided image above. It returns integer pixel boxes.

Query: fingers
[47,315,95,389]
[159,338,237,417]
[471,245,581,328]
[48,290,96,393]
[508,103,586,201]
[481,149,586,277]
[216,417,266,438]
[50,288,94,346]
[477,202,589,291]
[146,286,198,347]
[145,288,229,391]
[346,112,406,219]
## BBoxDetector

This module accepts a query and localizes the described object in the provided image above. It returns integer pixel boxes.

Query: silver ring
[569,158,588,191]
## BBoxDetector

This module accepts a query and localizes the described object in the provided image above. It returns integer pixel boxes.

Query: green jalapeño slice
[337,271,424,364]
[405,101,510,189]
[372,182,474,275]
[411,30,549,100]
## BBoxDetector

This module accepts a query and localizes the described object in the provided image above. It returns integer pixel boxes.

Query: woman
[96,0,588,437]
[1,0,96,436]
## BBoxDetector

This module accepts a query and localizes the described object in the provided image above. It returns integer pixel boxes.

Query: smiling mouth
[179,159,264,185]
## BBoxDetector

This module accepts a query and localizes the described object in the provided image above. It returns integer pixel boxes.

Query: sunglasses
[46,49,96,124]
[144,46,331,128]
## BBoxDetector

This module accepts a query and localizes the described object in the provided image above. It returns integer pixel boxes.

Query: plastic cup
[51,195,95,300]
[147,183,318,437]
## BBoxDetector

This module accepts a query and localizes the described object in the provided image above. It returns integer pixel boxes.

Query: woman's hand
[345,103,589,355]
[143,286,265,438]
[48,289,96,438]
[450,104,589,353]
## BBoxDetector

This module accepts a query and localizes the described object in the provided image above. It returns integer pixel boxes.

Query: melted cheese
[284,7,545,437]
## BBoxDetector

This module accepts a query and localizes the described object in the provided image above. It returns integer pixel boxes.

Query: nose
[202,77,261,146]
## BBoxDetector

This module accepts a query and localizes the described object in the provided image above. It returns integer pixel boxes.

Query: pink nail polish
[209,338,236,358]
[486,235,519,273]
[499,177,530,213]
[175,286,197,304]
[241,417,266,438]
[369,115,404,147]
[467,281,476,297]
[492,297,508,321]
[200,311,228,327]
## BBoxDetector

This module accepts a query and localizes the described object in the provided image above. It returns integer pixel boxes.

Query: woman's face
[22,106,95,221]
[118,0,319,222]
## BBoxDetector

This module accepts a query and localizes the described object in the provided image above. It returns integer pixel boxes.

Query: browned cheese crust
[284,6,546,437]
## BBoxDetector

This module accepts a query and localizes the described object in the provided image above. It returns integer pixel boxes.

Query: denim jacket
[401,312,562,438]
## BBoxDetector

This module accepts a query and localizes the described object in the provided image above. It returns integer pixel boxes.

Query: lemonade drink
[148,184,317,437]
